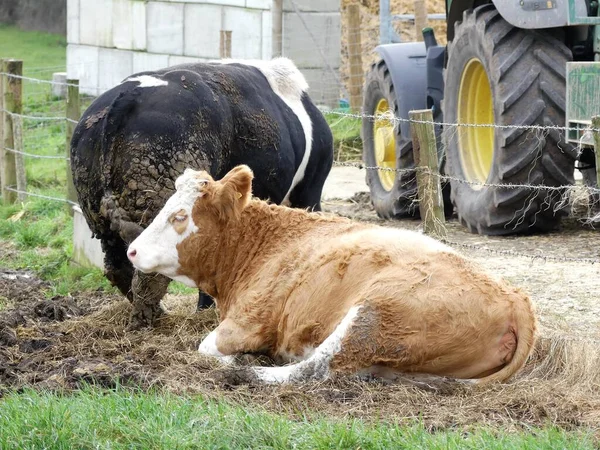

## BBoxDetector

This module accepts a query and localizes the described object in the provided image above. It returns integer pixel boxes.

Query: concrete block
[246,0,271,10]
[283,12,341,68]
[113,0,147,51]
[98,48,134,92]
[147,2,184,55]
[301,67,340,109]
[67,44,99,96]
[169,55,209,67]
[184,4,222,59]
[52,72,67,98]
[79,0,113,48]
[133,52,170,74]
[67,0,80,44]
[169,0,245,7]
[223,7,263,59]
[283,0,340,12]
[73,205,104,270]
[261,10,272,60]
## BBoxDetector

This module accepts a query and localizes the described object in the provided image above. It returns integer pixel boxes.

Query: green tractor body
[362,0,600,234]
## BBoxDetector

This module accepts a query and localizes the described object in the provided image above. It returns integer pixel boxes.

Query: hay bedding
[0,266,599,435]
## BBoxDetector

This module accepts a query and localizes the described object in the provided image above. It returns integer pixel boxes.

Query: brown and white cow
[126,165,537,384]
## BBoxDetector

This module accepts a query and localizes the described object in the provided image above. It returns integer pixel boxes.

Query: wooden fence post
[347,3,363,111]
[0,58,4,193]
[1,59,23,204]
[409,109,446,237]
[592,116,600,188]
[65,79,80,214]
[414,0,427,41]
[220,30,232,59]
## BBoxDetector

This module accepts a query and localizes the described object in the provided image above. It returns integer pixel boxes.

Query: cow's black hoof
[197,291,215,310]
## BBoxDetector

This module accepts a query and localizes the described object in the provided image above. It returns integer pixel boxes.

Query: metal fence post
[380,0,391,45]
[1,59,23,204]
[409,109,446,237]
[66,79,80,214]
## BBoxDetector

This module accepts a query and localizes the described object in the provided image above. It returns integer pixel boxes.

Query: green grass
[0,25,105,298]
[0,387,595,450]
[324,110,363,161]
[0,24,66,78]
[0,198,113,297]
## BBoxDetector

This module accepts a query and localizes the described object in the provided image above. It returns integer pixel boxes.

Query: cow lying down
[127,165,537,385]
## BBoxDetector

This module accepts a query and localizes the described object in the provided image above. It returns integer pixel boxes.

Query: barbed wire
[331,160,600,194]
[2,147,68,160]
[323,109,600,134]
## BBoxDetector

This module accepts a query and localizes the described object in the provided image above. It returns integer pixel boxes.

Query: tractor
[362,0,600,235]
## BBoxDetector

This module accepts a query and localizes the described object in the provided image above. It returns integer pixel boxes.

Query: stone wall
[67,0,341,107]
[0,0,66,35]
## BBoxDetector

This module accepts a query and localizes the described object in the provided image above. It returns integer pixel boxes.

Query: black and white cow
[70,58,333,328]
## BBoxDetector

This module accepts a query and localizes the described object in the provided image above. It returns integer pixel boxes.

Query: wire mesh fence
[2,50,600,266]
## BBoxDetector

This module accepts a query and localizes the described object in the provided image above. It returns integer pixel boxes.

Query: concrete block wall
[283,0,340,107]
[67,0,341,104]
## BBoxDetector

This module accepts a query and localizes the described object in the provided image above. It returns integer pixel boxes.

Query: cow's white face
[127,169,208,286]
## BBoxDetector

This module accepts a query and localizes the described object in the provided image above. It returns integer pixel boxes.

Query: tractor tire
[362,60,418,218]
[443,4,576,235]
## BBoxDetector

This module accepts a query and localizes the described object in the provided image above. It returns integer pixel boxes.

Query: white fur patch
[128,171,201,277]
[198,330,235,365]
[124,75,168,88]
[212,58,313,204]
[253,306,362,383]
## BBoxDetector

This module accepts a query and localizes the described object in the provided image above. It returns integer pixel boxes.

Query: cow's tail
[476,290,537,385]
[99,89,142,189]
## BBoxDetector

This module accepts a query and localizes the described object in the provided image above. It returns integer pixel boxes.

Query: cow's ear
[220,165,253,202]
[215,165,254,221]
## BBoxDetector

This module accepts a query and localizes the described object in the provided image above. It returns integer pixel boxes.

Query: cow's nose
[127,248,137,261]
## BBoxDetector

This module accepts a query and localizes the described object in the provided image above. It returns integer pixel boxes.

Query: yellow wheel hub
[457,58,495,188]
[373,98,396,191]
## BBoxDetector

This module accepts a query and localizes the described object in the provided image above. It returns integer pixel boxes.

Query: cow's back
[71,61,328,238]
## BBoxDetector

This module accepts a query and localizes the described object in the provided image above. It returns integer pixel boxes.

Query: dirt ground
[1,194,599,435]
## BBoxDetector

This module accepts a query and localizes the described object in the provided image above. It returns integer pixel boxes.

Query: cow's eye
[173,215,187,223]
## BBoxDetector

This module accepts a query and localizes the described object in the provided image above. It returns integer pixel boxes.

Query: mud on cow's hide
[70,58,333,329]
[127,165,538,385]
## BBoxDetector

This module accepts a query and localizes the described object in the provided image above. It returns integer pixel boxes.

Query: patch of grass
[0,198,114,297]
[168,281,198,296]
[324,110,363,161]
[0,24,66,78]
[0,387,595,450]
[0,26,111,297]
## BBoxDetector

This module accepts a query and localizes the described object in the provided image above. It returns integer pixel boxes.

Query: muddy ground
[1,197,599,435]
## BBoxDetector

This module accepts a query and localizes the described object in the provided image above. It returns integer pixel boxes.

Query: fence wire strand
[2,147,68,160]
[3,72,600,266]
[4,186,77,206]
